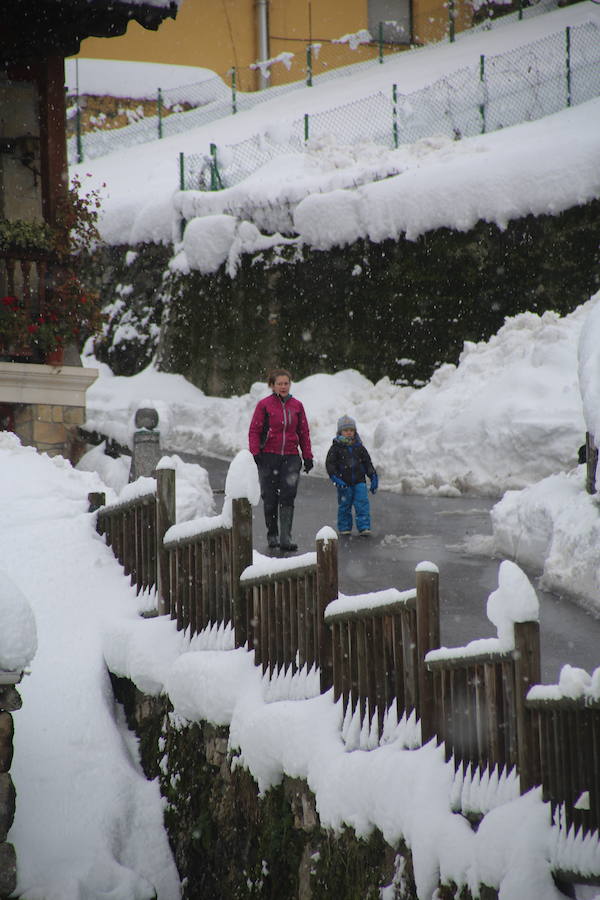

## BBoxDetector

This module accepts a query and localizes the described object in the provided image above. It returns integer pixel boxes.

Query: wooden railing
[90,466,600,859]
[92,484,159,595]
[163,497,251,635]
[526,695,600,835]
[426,620,541,791]
[236,530,335,690]
[0,249,48,359]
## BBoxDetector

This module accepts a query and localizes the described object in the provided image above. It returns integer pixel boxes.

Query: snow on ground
[65,59,217,99]
[80,292,600,607]
[3,432,600,900]
[84,302,587,498]
[72,2,600,247]
[0,435,182,899]
[4,5,600,896]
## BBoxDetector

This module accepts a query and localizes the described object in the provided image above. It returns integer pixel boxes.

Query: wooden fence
[91,485,159,595]
[527,695,600,835]
[236,532,335,692]
[90,469,600,860]
[426,620,541,792]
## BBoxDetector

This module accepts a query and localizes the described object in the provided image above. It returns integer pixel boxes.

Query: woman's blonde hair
[267,368,292,386]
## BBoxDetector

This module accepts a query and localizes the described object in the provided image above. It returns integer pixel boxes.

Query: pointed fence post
[416,562,440,743]
[156,467,176,616]
[514,620,541,793]
[316,529,337,693]
[88,492,105,513]
[231,498,253,648]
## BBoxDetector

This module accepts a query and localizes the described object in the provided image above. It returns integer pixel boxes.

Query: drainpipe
[256,0,269,91]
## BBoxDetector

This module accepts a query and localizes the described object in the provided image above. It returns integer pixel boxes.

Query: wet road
[178,452,600,683]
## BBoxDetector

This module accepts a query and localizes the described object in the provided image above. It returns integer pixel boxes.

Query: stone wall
[111,674,497,900]
[13,402,86,461]
[0,686,20,899]
[157,200,600,396]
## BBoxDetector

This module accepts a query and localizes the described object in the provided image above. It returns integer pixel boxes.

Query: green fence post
[392,83,398,149]
[448,0,455,43]
[304,113,309,143]
[479,55,486,134]
[210,143,223,190]
[566,26,572,108]
[75,97,83,164]
[74,58,83,164]
[231,67,237,114]
[157,88,163,139]
[306,44,313,87]
[179,152,185,191]
[379,22,384,63]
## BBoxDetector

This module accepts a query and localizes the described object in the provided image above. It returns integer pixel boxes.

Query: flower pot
[45,347,64,366]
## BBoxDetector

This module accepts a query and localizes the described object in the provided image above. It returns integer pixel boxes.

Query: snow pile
[577,289,600,447]
[0,434,180,899]
[74,4,600,249]
[292,101,600,250]
[528,663,600,702]
[490,294,600,606]
[0,569,37,673]
[65,59,216,99]
[427,559,539,661]
[84,303,586,499]
[2,419,599,897]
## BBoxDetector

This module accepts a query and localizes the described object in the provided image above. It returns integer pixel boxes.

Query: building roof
[1,0,179,63]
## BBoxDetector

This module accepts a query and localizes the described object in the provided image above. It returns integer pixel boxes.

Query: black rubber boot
[279,506,297,552]
[265,507,279,548]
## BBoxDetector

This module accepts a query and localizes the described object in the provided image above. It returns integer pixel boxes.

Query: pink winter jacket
[248,393,313,459]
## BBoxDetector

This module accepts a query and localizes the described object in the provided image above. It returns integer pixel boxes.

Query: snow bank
[0,570,37,672]
[85,303,586,500]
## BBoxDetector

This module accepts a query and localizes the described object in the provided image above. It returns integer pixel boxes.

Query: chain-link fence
[179,21,599,192]
[67,0,565,164]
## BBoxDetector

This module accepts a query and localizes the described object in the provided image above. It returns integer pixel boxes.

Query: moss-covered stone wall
[111,674,425,900]
[158,200,600,396]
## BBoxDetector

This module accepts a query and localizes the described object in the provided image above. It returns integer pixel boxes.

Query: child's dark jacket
[325,435,376,486]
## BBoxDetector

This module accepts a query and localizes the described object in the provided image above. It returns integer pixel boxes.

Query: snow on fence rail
[89,464,600,872]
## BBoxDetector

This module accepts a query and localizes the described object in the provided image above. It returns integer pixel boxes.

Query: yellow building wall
[77,0,473,93]
[268,0,382,86]
[77,0,261,92]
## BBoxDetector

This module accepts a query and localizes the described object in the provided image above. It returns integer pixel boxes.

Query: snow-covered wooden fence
[89,467,600,860]
[91,483,160,595]
[426,620,541,792]
[526,693,600,837]
[163,497,252,634]
[236,529,336,692]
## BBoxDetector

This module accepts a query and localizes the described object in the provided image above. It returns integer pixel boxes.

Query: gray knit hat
[337,415,356,433]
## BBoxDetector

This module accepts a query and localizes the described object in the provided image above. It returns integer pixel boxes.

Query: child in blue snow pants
[325,414,378,536]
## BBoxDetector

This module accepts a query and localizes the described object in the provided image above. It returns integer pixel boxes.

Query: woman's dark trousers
[257,453,302,547]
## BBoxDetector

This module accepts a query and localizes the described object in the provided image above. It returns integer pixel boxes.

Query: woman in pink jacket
[248,368,313,552]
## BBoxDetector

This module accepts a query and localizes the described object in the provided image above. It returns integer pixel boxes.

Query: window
[368,0,411,44]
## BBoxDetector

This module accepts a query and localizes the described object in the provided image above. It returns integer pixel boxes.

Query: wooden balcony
[0,248,51,362]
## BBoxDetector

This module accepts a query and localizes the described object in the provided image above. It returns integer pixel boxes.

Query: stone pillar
[129,408,161,481]
[0,684,21,898]
[13,402,85,463]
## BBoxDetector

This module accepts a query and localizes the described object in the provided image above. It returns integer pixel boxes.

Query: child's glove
[303,458,314,473]
[370,474,379,494]
[331,475,348,489]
